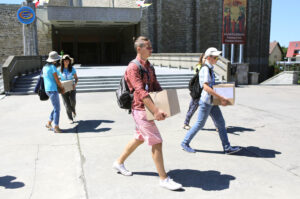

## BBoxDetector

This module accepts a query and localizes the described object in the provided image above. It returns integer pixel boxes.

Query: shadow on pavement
[0,176,25,189]
[63,120,114,133]
[195,146,281,158]
[168,169,235,191]
[133,170,234,191]
[132,171,158,176]
[203,126,255,135]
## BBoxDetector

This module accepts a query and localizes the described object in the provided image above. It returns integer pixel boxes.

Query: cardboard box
[145,89,180,120]
[212,84,235,105]
[61,80,73,93]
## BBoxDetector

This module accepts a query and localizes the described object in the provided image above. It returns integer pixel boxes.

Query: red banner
[222,0,247,44]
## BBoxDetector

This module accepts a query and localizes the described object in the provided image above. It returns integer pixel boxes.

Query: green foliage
[281,46,288,60]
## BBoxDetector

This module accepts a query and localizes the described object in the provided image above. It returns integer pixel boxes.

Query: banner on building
[222,0,247,44]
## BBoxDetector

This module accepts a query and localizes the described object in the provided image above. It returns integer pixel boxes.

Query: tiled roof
[286,41,300,58]
[269,41,278,54]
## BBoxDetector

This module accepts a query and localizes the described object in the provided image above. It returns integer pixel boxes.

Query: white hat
[46,51,61,62]
[62,54,74,64]
[204,47,222,58]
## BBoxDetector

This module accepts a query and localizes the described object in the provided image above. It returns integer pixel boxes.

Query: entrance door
[78,43,99,65]
[61,42,74,57]
[102,42,120,65]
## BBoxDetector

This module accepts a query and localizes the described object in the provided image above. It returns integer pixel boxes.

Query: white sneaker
[159,176,182,190]
[112,161,132,176]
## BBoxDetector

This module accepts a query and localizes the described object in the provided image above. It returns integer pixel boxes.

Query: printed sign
[17,6,35,24]
[222,0,247,44]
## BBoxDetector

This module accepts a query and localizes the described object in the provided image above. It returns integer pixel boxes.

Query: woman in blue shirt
[44,51,65,133]
[58,54,78,123]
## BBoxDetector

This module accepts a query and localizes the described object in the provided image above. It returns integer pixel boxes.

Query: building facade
[269,41,283,66]
[0,0,272,81]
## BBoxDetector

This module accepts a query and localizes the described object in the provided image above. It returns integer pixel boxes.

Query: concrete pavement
[0,85,300,199]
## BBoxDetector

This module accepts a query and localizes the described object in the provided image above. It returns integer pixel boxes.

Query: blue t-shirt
[43,64,58,92]
[58,67,76,81]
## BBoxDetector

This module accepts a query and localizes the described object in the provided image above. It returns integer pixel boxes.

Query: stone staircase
[10,73,198,95]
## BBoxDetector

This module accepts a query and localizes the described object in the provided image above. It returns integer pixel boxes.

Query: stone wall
[245,0,272,81]
[0,4,23,67]
[69,0,137,8]
[48,0,70,6]
[36,8,52,56]
[141,0,272,81]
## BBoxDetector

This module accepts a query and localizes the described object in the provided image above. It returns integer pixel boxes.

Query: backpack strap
[201,64,213,78]
[201,64,215,102]
[130,59,144,79]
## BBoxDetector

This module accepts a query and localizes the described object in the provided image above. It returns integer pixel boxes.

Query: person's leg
[70,90,76,116]
[182,101,213,146]
[209,106,230,150]
[61,92,73,120]
[152,143,182,190]
[113,138,143,176]
[184,98,199,127]
[117,139,144,164]
[151,143,167,179]
[50,92,60,128]
[46,92,54,128]
[210,106,242,154]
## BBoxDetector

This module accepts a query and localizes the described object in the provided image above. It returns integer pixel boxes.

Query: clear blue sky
[1,0,299,47]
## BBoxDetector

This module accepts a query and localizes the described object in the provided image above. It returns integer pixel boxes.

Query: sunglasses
[211,56,219,60]
[145,47,153,50]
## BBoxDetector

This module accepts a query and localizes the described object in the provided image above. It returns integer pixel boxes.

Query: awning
[47,6,142,27]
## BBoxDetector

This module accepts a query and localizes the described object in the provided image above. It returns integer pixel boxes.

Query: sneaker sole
[160,185,183,191]
[112,166,133,176]
[181,148,196,153]
[225,147,242,155]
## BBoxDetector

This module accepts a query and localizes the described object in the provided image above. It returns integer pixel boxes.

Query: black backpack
[188,65,212,99]
[116,59,155,112]
[35,70,49,101]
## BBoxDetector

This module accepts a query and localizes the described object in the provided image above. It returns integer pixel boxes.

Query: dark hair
[198,53,205,65]
[60,57,72,73]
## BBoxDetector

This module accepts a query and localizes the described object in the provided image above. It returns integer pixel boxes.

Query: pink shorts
[132,109,163,146]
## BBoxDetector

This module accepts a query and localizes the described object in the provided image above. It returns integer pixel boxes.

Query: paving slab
[0,85,299,199]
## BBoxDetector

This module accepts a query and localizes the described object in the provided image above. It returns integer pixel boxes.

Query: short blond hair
[133,36,149,52]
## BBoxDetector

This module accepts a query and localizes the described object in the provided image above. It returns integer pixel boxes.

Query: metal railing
[149,53,232,82]
[276,61,300,71]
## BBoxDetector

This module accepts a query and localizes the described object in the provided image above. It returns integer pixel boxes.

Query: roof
[269,41,283,55]
[286,41,300,58]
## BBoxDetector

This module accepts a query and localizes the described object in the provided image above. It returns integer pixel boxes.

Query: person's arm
[142,96,167,121]
[127,63,166,120]
[73,73,78,90]
[53,72,65,94]
[203,83,230,106]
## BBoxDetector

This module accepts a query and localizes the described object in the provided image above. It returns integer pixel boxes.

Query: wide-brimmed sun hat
[61,54,74,64]
[46,51,61,62]
[204,47,222,58]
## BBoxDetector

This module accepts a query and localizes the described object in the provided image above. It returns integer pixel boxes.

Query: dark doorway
[102,42,120,65]
[78,43,98,65]
[52,25,137,65]
[61,42,74,57]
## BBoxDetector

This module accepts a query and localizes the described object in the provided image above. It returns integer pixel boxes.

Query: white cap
[46,51,61,63]
[204,47,222,58]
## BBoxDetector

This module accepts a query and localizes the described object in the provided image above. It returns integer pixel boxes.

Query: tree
[281,46,288,60]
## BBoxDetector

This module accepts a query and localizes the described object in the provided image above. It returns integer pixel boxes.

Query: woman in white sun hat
[58,54,78,123]
[43,51,65,133]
